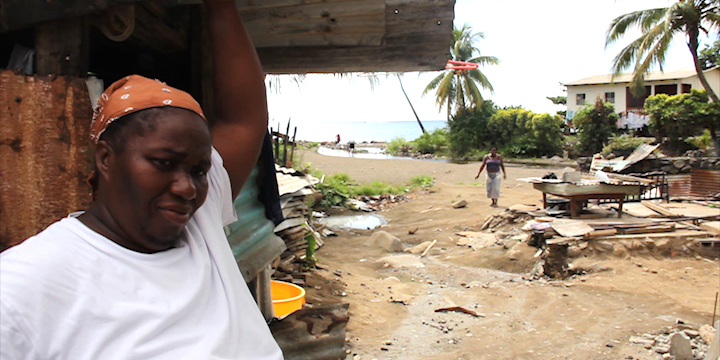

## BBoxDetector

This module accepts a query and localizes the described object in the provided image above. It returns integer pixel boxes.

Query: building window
[605,92,615,103]
[655,84,677,95]
[576,93,586,105]
[681,84,692,93]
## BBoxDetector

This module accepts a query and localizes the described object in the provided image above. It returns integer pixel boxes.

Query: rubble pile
[577,153,720,174]
[626,322,716,359]
[356,194,412,212]
[272,166,326,285]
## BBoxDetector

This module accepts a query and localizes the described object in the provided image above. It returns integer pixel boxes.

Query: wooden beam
[1,0,146,33]
[239,0,385,48]
[35,17,88,77]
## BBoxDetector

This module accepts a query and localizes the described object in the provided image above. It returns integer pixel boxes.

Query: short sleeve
[208,147,238,227]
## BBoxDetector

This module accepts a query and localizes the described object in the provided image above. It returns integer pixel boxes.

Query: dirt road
[298,149,720,360]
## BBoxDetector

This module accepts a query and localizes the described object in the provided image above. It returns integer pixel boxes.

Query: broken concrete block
[452,200,467,209]
[366,231,403,252]
[699,324,715,345]
[669,332,692,360]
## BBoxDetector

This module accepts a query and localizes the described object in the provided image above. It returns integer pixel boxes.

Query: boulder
[452,200,468,209]
[409,241,433,255]
[699,324,715,345]
[366,231,403,252]
[669,332,692,360]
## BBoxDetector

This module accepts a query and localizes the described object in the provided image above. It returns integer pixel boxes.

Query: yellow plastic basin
[271,280,306,318]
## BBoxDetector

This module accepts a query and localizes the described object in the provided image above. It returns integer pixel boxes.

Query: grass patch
[410,175,434,188]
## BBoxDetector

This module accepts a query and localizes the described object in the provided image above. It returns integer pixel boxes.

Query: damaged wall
[0,71,93,250]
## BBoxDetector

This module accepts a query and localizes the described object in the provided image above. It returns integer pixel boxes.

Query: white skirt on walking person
[486,171,501,199]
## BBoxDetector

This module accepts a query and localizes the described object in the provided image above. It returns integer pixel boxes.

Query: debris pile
[272,166,326,285]
[356,194,412,211]
[626,321,716,359]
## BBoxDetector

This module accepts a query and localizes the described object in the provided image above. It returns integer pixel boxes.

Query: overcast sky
[265,0,714,128]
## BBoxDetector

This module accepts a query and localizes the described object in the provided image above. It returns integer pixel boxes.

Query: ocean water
[269,120,447,143]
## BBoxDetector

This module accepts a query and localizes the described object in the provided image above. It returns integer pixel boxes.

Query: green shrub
[602,134,651,156]
[447,101,498,157]
[355,181,406,196]
[385,137,411,155]
[573,98,618,155]
[315,173,352,208]
[410,175,434,188]
[413,128,448,154]
[685,129,713,150]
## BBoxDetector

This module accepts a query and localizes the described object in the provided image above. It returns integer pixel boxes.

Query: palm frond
[467,69,495,93]
[606,8,667,47]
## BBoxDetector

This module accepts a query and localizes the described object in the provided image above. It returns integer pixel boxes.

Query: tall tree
[699,38,720,69]
[423,24,499,119]
[605,0,720,102]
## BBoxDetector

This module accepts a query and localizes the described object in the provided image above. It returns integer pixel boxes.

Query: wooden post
[282,120,291,167]
[288,126,297,167]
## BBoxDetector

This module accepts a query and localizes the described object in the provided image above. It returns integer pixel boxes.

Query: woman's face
[101,108,212,253]
[490,147,498,155]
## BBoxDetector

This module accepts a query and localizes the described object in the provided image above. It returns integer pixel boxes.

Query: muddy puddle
[318,213,388,230]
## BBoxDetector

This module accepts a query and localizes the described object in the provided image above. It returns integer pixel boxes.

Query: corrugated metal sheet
[690,169,720,197]
[0,72,93,250]
[225,167,286,281]
[667,174,692,197]
[276,171,319,196]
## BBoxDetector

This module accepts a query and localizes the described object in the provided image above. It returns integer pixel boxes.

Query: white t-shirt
[0,148,283,360]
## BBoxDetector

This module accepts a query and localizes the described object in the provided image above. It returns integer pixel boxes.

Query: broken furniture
[532,181,642,218]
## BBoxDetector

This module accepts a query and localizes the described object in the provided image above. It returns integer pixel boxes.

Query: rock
[366,231,404,252]
[567,245,582,258]
[630,336,655,347]
[669,332,692,360]
[452,200,468,209]
[654,344,671,353]
[612,243,629,258]
[468,233,497,249]
[409,241,433,254]
[699,324,715,345]
[594,241,614,252]
[655,239,672,252]
[673,159,686,169]
[682,329,699,338]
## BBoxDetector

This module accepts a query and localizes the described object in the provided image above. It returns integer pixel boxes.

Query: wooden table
[533,182,642,218]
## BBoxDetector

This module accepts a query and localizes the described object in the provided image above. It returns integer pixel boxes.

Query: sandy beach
[294,149,719,360]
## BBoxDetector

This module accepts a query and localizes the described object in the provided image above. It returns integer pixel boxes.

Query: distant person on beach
[336,134,341,145]
[348,140,356,156]
[475,146,506,207]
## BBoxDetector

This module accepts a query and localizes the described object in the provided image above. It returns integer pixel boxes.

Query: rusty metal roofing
[690,169,720,197]
[667,174,691,198]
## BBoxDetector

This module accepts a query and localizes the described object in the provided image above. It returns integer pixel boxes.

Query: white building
[564,67,720,118]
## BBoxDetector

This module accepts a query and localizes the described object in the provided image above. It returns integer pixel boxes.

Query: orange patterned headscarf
[90,75,206,143]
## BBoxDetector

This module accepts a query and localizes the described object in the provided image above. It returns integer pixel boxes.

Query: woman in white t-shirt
[0,0,283,358]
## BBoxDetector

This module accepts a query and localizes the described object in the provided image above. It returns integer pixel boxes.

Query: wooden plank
[641,200,681,217]
[701,221,720,235]
[239,0,385,48]
[551,219,595,238]
[583,229,617,239]
[590,230,713,241]
[605,202,663,218]
[658,202,720,218]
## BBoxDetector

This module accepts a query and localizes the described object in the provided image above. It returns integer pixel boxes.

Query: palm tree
[423,24,499,119]
[605,0,720,102]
